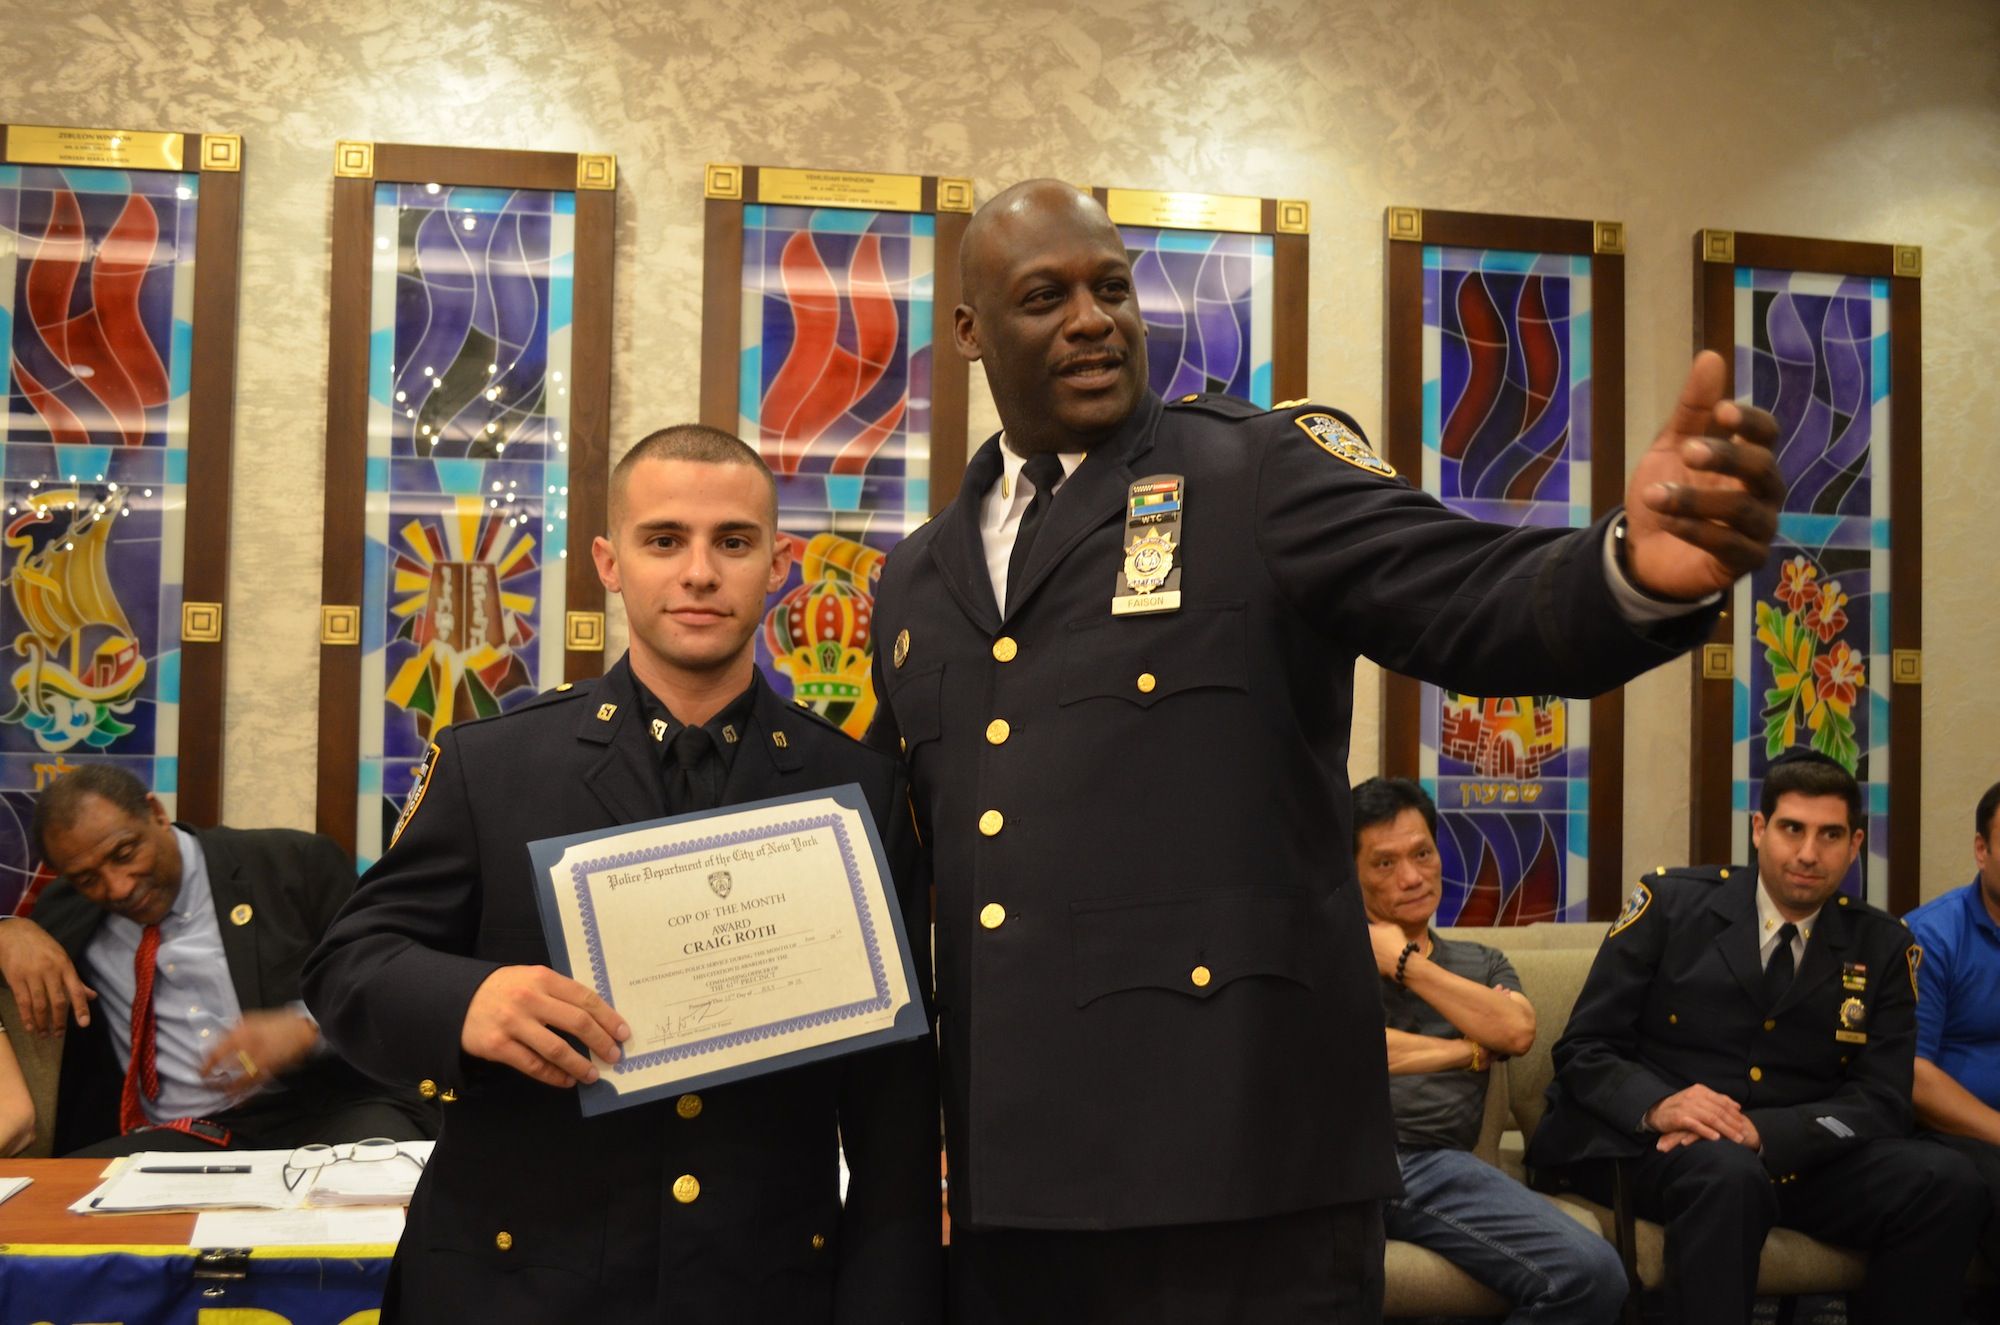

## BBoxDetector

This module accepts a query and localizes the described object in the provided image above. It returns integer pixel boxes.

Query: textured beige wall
[3,0,1994,899]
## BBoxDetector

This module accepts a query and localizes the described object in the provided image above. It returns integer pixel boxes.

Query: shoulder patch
[1294,412,1396,478]
[1608,882,1652,938]
[1908,943,1922,998]
[390,742,441,850]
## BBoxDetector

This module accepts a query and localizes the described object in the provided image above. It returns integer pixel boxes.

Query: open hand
[1646,1082,1756,1146]
[1624,351,1784,600]
[0,917,95,1037]
[200,1010,321,1095]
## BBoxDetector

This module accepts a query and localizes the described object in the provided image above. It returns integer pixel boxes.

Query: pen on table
[136,1164,252,1174]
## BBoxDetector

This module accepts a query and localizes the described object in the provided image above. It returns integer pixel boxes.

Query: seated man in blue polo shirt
[1355,777,1626,1324]
[1906,777,2000,1268]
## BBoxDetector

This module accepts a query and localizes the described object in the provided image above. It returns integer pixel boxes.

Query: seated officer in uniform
[1528,750,1984,1325]
[0,764,429,1155]
[305,425,941,1325]
[1905,778,2000,1269]
[1355,777,1626,1323]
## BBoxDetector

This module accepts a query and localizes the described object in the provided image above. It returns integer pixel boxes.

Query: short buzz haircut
[1351,777,1438,854]
[1759,750,1862,831]
[607,424,777,531]
[31,764,153,858]
[1977,780,2000,844]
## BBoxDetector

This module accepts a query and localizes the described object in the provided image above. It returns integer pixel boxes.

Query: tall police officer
[1529,751,1985,1323]
[864,179,1786,1322]
[305,427,941,1324]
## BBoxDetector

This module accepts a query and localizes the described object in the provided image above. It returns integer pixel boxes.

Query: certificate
[527,784,925,1116]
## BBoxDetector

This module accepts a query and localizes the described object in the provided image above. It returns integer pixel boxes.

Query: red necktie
[119,923,162,1133]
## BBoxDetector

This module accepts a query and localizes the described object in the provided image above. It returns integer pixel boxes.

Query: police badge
[1836,995,1868,1044]
[1112,474,1184,616]
[708,870,734,899]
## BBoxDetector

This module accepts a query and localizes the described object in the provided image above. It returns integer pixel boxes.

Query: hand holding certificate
[529,784,925,1115]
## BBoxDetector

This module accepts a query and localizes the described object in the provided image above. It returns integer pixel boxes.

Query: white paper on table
[302,1141,433,1206]
[191,1206,405,1248]
[81,1149,294,1212]
[0,1175,28,1206]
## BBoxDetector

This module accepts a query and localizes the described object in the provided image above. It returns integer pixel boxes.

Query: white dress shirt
[1756,880,1820,973]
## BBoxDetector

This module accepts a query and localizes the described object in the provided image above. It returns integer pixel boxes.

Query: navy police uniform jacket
[1528,865,1919,1181]
[303,660,941,1324]
[865,390,1714,1230]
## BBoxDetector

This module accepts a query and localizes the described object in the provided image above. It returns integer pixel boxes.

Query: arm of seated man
[199,1008,323,1097]
[1386,1027,1485,1076]
[0,917,95,1037]
[1372,921,1535,1058]
[1913,1057,2000,1146]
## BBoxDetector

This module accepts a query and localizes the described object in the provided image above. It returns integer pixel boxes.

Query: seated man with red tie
[0,764,431,1156]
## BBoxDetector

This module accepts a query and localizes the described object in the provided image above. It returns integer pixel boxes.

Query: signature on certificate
[676,1000,730,1035]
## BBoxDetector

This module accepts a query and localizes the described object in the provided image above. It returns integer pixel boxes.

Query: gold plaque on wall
[334,141,375,179]
[757,167,923,213]
[6,124,184,171]
[182,602,223,643]
[566,611,606,652]
[320,604,361,646]
[200,134,242,172]
[1103,188,1261,234]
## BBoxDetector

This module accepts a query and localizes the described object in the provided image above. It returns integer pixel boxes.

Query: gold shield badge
[1122,530,1177,596]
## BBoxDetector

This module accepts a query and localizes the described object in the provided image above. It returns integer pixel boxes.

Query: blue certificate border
[526,782,925,1116]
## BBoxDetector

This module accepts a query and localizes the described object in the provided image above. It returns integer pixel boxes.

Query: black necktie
[1006,453,1067,611]
[1764,922,1798,1009]
[668,725,719,814]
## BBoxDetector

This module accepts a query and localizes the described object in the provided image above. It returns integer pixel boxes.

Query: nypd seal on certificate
[526,784,927,1116]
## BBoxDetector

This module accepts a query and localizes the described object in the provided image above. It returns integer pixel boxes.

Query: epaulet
[1828,891,1899,925]
[1644,864,1738,887]
[785,699,858,739]
[1163,391,1268,420]
[510,676,601,713]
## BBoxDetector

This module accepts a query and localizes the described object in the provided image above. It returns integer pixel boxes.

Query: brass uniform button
[1191,965,1212,988]
[1136,673,1157,694]
[899,737,907,754]
[980,903,1007,930]
[495,1231,513,1251]
[979,810,1004,836]
[555,682,573,692]
[418,1079,438,1100]
[440,1088,458,1103]
[1719,868,1731,879]
[676,1093,703,1120]
[811,1233,827,1250]
[1838,895,1850,906]
[1750,1067,1764,1083]
[673,1174,701,1204]
[1668,1014,1678,1025]
[992,637,1019,662]
[986,719,1011,745]
[1763,1020,1776,1031]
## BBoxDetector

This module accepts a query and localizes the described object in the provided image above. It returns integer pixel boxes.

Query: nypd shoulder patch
[1608,882,1652,938]
[391,741,442,850]
[1908,943,1922,998]
[1294,412,1396,478]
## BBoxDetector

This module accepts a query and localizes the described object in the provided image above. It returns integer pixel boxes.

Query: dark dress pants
[68,1086,432,1158]
[947,1200,1384,1325]
[1573,1136,1983,1325]
[1918,1130,2000,1274]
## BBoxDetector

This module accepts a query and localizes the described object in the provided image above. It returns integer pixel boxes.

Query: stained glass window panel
[1730,270,1890,903]
[1121,227,1273,405]
[0,164,195,914]
[1419,246,1593,924]
[356,183,573,868]
[739,205,933,739]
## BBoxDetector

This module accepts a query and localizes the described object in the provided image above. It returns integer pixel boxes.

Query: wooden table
[0,1158,199,1246]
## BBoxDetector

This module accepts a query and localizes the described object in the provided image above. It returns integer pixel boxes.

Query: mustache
[1053,347,1127,373]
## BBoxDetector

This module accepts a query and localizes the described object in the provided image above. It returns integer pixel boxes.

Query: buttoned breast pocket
[886,664,944,754]
[1070,888,1315,1008]
[1059,603,1247,708]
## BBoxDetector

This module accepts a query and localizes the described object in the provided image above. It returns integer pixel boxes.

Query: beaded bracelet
[1394,940,1420,986]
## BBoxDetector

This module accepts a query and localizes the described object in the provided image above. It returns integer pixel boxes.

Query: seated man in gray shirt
[1355,777,1625,1324]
